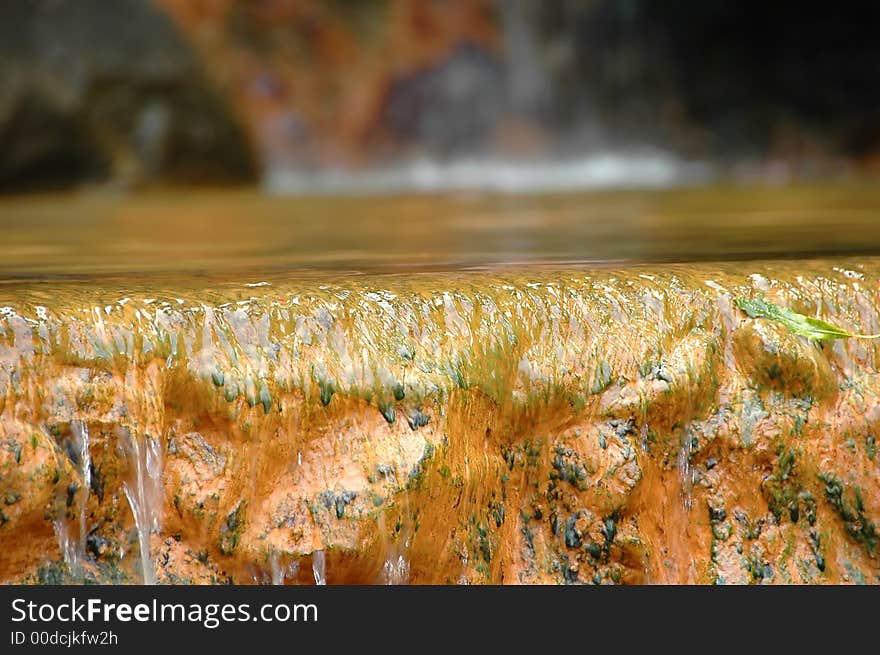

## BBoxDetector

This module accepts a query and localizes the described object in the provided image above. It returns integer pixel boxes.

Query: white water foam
[265,153,709,196]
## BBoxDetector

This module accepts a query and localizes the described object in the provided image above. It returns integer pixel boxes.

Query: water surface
[1,183,879,282]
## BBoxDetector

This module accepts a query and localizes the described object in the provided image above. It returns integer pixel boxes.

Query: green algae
[818,473,878,555]
[736,297,880,340]
[219,501,247,555]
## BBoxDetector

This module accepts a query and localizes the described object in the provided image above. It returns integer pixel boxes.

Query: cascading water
[53,519,80,578]
[457,554,470,586]
[376,519,411,585]
[311,550,326,585]
[72,420,91,571]
[120,428,163,585]
[52,420,91,580]
[671,430,697,583]
[381,553,410,585]
[7,245,880,586]
[269,551,299,585]
[678,431,694,512]
[376,483,412,585]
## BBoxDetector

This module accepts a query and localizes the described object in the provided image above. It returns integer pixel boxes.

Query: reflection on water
[0,183,879,281]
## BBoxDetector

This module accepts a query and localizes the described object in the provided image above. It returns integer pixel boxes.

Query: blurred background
[3,0,880,194]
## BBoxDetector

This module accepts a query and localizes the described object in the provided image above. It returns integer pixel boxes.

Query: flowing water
[269,551,299,585]
[120,429,163,585]
[72,420,91,573]
[3,183,880,584]
[52,520,80,579]
[311,550,326,586]
[377,509,412,585]
[51,421,91,581]
[2,183,880,278]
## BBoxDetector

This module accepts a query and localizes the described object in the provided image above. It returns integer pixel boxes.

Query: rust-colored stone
[1,259,879,584]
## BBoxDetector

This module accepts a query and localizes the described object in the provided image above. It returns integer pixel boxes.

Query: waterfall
[52,420,92,580]
[53,519,80,578]
[120,428,163,585]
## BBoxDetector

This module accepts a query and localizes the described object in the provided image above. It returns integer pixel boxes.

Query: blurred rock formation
[0,0,257,191]
[3,0,880,189]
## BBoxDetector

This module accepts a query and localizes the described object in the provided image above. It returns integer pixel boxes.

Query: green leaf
[734,297,880,341]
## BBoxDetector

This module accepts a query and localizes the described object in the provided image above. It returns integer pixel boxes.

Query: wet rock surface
[1,259,879,584]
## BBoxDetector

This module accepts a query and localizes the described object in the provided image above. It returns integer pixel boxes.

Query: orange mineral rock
[2,254,879,584]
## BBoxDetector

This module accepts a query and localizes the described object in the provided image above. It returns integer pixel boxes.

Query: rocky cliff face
[1,259,878,584]
[0,0,257,191]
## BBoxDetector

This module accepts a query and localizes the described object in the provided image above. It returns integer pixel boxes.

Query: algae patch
[735,297,880,340]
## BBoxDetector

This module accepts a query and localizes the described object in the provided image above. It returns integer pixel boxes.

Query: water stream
[269,551,299,586]
[678,431,694,512]
[52,520,80,579]
[71,420,91,572]
[52,420,92,580]
[120,429,163,585]
[5,186,880,585]
[311,550,326,586]
[377,510,412,585]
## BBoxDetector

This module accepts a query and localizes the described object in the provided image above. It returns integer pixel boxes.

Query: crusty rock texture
[1,259,879,584]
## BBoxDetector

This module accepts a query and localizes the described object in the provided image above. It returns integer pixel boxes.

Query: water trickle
[381,553,410,585]
[678,432,694,512]
[53,519,81,578]
[269,551,281,585]
[312,550,326,585]
[376,488,413,584]
[249,568,269,584]
[457,560,470,585]
[269,551,299,585]
[120,429,163,585]
[71,420,91,571]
